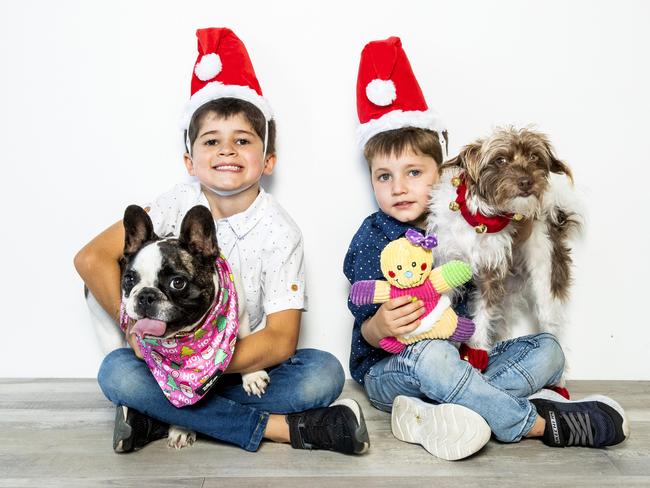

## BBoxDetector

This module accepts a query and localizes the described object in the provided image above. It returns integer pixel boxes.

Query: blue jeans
[98,348,345,451]
[364,333,565,442]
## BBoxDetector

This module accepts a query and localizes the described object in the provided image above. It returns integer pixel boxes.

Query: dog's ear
[549,156,574,183]
[543,140,574,183]
[441,141,483,182]
[440,154,463,172]
[179,205,219,260]
[123,205,158,256]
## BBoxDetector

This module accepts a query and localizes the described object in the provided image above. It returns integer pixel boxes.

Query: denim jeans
[363,333,565,442]
[98,348,345,451]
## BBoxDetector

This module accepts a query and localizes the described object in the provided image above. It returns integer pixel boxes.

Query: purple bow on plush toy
[405,229,438,250]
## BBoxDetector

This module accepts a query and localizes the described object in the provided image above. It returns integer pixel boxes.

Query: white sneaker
[391,396,491,461]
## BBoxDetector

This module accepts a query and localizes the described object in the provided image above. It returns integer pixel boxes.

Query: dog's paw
[167,426,196,449]
[468,338,492,351]
[242,370,270,397]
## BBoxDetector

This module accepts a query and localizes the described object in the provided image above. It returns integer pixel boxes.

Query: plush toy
[350,229,475,354]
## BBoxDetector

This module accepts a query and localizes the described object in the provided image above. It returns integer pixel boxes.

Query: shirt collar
[216,187,268,240]
[374,210,421,241]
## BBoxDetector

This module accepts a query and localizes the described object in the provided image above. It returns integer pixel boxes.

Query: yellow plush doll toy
[350,229,475,353]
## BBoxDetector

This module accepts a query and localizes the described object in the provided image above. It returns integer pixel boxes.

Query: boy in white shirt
[75,27,368,454]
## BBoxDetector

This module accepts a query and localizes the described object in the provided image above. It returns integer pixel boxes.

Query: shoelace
[561,411,594,446]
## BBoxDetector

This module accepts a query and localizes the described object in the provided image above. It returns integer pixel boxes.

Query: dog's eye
[493,156,507,166]
[411,261,416,267]
[397,265,403,271]
[170,277,187,290]
[528,154,539,162]
[123,273,136,287]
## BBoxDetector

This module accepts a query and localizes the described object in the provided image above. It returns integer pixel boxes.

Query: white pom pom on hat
[366,78,396,107]
[194,53,222,81]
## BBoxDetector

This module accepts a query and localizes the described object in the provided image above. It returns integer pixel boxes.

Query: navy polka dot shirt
[343,210,472,385]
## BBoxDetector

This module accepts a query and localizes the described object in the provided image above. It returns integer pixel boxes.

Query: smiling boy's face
[370,149,440,228]
[184,112,275,196]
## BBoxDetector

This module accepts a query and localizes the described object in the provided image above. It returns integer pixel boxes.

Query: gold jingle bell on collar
[449,201,460,211]
[513,213,524,221]
[475,224,488,234]
[451,176,462,187]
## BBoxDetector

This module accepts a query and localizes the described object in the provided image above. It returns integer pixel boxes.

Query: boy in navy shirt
[345,36,628,460]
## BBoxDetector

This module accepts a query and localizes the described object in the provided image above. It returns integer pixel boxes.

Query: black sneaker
[529,389,629,448]
[287,399,369,454]
[113,405,168,453]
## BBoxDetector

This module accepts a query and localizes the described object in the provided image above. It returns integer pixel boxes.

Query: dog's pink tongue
[132,318,167,338]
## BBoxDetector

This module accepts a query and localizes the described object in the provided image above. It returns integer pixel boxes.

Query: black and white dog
[95,205,268,448]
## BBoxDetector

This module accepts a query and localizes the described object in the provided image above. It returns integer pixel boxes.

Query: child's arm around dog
[75,210,300,371]
[76,28,369,456]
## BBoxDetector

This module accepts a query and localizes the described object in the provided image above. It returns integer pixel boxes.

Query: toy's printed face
[201,345,214,360]
[180,383,194,398]
[380,237,433,289]
[151,351,163,366]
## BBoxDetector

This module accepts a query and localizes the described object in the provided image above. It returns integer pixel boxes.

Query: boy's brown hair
[364,127,446,168]
[186,97,276,155]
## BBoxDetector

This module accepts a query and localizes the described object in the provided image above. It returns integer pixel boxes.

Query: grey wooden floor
[1,379,649,488]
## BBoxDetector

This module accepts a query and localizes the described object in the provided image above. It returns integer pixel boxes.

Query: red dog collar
[449,174,522,234]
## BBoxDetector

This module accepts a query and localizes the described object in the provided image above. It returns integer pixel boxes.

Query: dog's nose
[517,177,532,192]
[405,270,413,279]
[137,289,158,307]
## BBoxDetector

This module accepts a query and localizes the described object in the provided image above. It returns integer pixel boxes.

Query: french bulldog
[121,204,270,448]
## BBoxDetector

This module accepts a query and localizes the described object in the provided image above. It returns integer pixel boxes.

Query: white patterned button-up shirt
[147,181,307,332]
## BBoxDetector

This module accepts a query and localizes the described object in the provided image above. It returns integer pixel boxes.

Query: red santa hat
[181,28,273,147]
[356,36,447,154]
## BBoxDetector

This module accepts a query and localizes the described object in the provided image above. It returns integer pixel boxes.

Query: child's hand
[364,295,424,347]
[125,323,144,360]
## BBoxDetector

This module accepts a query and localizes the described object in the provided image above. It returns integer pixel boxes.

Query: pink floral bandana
[120,255,239,407]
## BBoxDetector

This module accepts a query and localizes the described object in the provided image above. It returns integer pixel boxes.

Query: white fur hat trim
[357,109,446,148]
[194,53,222,81]
[366,79,396,107]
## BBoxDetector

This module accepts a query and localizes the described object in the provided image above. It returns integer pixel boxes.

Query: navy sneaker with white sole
[391,396,491,461]
[529,389,629,448]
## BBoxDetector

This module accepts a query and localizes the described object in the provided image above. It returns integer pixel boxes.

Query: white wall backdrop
[1,0,648,379]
